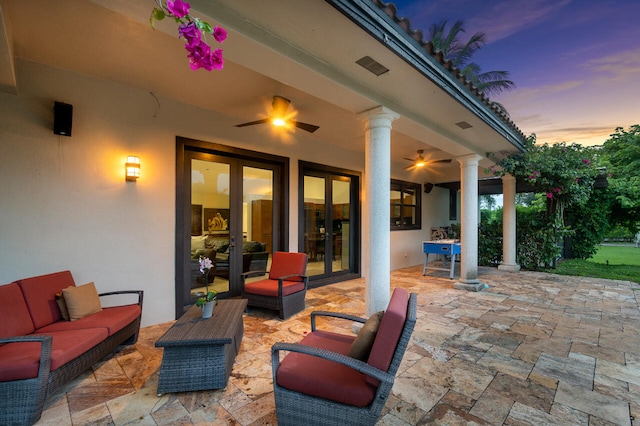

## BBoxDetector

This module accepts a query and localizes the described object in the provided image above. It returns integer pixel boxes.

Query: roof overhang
[2,0,526,182]
[326,0,526,153]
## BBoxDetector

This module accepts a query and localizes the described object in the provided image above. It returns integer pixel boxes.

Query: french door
[299,161,360,285]
[176,138,288,318]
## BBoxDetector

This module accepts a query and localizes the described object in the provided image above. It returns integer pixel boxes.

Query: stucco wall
[1,60,198,326]
[389,186,452,270]
[0,59,451,326]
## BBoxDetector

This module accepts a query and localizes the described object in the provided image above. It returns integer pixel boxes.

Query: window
[390,179,421,230]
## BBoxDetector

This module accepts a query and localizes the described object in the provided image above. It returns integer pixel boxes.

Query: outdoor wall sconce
[125,156,140,182]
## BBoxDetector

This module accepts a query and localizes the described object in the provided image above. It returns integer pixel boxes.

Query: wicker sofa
[215,241,269,279]
[0,270,143,426]
[191,236,268,280]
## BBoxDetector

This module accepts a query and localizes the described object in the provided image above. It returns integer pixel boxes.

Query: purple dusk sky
[390,0,640,146]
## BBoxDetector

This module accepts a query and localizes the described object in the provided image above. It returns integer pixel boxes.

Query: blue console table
[422,240,461,279]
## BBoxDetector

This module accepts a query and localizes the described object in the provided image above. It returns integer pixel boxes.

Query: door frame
[298,161,361,287]
[175,136,289,319]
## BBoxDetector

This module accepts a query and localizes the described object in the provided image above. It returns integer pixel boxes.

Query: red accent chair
[271,288,417,425]
[241,251,308,319]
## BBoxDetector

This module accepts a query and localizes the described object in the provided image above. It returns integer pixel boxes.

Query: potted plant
[196,256,217,318]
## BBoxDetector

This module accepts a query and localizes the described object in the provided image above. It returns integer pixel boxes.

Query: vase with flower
[196,255,217,318]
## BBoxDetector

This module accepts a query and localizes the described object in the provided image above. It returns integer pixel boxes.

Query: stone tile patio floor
[36,265,640,425]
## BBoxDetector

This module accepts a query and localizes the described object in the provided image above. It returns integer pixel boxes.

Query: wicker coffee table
[155,299,247,395]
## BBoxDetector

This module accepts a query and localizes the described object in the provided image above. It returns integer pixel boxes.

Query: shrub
[478,219,502,266]
[516,208,571,270]
[564,193,610,259]
[478,204,572,270]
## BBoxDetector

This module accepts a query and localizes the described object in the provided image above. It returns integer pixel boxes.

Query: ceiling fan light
[415,160,425,167]
[272,117,286,127]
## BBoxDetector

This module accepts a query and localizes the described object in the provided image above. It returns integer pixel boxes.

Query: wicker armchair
[241,251,308,319]
[271,288,417,425]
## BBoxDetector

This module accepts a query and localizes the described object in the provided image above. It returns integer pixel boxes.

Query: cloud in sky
[462,0,573,44]
[584,47,640,82]
[392,0,640,147]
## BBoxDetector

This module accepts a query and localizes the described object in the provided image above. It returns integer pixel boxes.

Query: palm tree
[428,20,515,97]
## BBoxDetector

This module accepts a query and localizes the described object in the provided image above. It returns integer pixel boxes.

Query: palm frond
[425,19,516,99]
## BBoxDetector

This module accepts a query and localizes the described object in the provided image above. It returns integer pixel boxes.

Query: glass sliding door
[242,166,273,284]
[190,159,231,300]
[176,138,288,318]
[332,177,351,274]
[189,158,279,299]
[303,175,327,275]
[300,162,360,285]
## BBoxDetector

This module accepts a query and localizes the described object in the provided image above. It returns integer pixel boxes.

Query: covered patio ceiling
[0,0,525,184]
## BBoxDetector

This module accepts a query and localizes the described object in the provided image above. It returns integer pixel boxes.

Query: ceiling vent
[356,56,389,76]
[455,121,473,129]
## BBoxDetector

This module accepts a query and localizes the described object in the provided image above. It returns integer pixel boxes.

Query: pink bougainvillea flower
[211,48,224,70]
[167,0,190,18]
[178,21,201,42]
[185,38,213,70]
[582,158,590,164]
[150,0,226,71]
[546,192,553,199]
[213,26,227,43]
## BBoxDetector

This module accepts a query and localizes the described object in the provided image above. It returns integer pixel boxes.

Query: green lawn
[553,245,640,284]
[591,245,640,266]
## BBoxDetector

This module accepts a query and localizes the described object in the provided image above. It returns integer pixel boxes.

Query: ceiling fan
[404,149,452,170]
[234,95,320,133]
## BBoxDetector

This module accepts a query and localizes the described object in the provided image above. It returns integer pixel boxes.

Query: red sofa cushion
[0,283,35,337]
[276,330,377,407]
[0,328,108,381]
[244,279,305,297]
[18,271,76,329]
[268,252,307,282]
[36,305,141,336]
[366,288,408,386]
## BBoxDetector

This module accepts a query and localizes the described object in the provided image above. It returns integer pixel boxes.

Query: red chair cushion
[268,252,307,282]
[0,283,35,338]
[0,328,108,381]
[244,279,305,297]
[36,305,141,336]
[18,271,76,329]
[366,288,408,386]
[277,330,377,407]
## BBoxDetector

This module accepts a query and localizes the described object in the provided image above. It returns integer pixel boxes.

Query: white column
[499,174,521,272]
[454,154,485,291]
[358,106,399,316]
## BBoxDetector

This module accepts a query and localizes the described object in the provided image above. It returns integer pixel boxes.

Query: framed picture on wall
[204,208,230,233]
[191,204,203,236]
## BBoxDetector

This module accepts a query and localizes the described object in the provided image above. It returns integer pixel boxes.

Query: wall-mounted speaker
[424,182,434,194]
[54,101,73,137]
